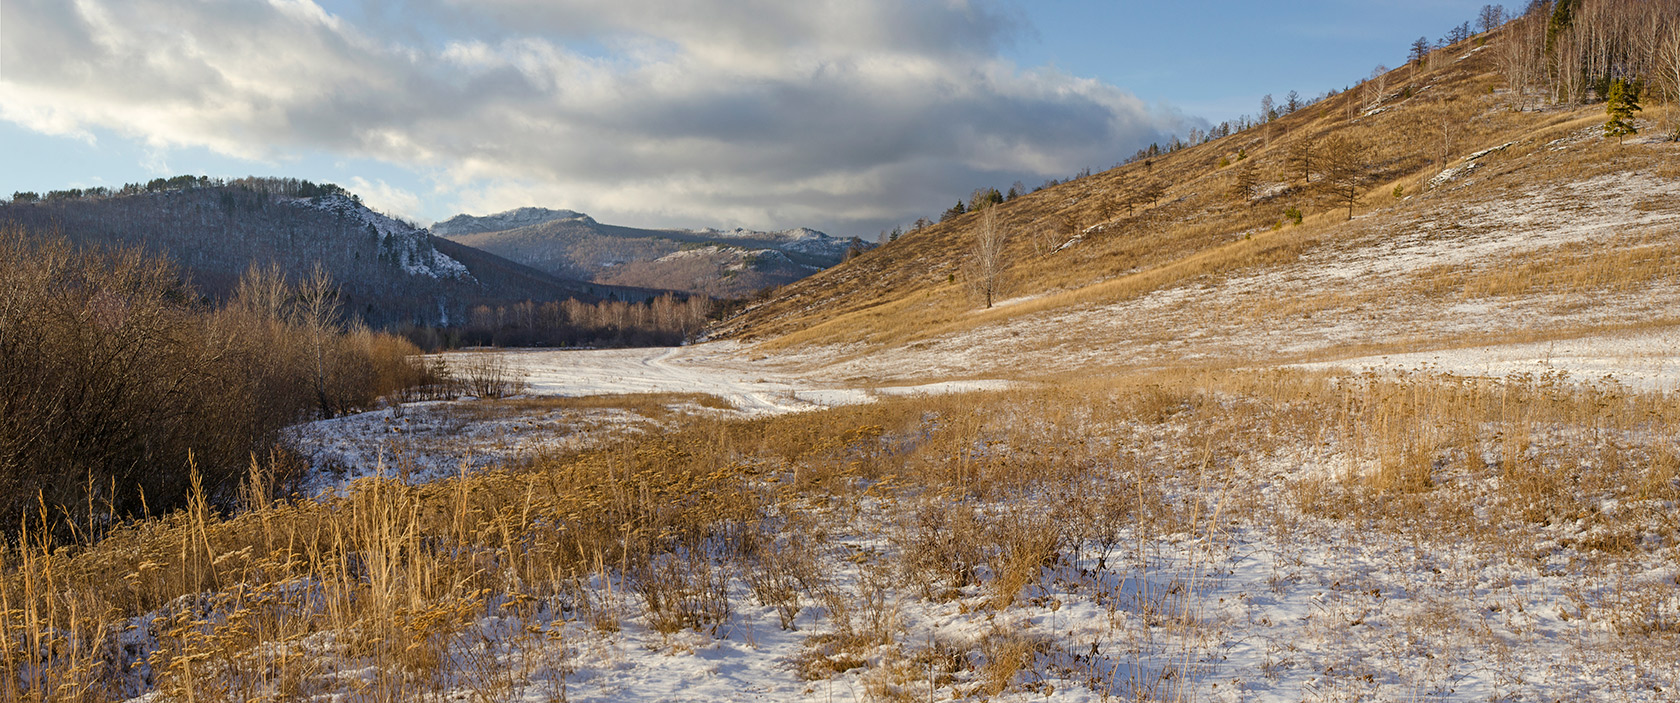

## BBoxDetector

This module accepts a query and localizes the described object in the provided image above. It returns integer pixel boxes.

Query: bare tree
[232,262,289,320]
[1479,4,1507,34]
[968,207,1008,309]
[1660,20,1680,139]
[1230,159,1259,203]
[1497,9,1546,109]
[291,262,343,418]
[1363,65,1390,113]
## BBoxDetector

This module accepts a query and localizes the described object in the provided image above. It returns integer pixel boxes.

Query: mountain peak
[431,207,593,237]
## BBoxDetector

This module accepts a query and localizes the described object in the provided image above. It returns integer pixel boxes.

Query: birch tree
[968,207,1008,309]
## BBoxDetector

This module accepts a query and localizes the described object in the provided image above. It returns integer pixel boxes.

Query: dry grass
[7,360,1676,699]
[713,25,1680,396]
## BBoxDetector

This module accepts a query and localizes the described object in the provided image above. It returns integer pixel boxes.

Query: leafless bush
[451,353,526,399]
[0,230,432,538]
[630,543,735,636]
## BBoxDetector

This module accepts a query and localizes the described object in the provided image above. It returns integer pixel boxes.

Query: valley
[4,3,1680,702]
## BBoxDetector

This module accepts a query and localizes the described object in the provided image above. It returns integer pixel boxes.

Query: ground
[261,331,1680,702]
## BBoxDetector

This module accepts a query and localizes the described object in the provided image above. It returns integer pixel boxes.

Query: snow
[1295,327,1680,390]
[1427,142,1511,189]
[285,399,659,496]
[430,206,591,236]
[292,194,473,280]
[287,344,1012,494]
[500,344,1010,415]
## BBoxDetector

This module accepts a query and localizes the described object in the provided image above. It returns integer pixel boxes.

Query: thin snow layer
[497,344,1010,415]
[286,344,1009,494]
[689,225,867,259]
[432,515,1678,703]
[786,165,1680,383]
[285,400,656,496]
[292,194,473,280]
[1296,327,1680,390]
[431,206,590,236]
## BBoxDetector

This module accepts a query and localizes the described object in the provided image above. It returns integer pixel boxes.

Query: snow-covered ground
[412,507,1680,703]
[286,399,660,495]
[1297,327,1680,390]
[500,344,1010,415]
[287,344,1011,494]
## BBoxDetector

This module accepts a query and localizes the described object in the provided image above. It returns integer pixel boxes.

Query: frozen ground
[1297,327,1680,390]
[414,509,1680,703]
[286,399,659,495]
[498,344,1011,414]
[287,344,1010,494]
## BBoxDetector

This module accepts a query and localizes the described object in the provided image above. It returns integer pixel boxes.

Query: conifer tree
[1604,78,1640,145]
[1317,135,1368,220]
[1410,37,1431,66]
[1230,159,1258,203]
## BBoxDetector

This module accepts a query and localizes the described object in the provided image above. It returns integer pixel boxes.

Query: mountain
[0,181,662,327]
[433,209,867,298]
[430,207,588,237]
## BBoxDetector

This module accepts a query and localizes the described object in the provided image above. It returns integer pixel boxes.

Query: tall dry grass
[3,363,1677,699]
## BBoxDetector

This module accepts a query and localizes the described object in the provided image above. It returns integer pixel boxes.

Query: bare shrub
[451,353,526,399]
[0,230,433,538]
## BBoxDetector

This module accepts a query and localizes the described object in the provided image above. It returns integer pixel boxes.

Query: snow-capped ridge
[291,194,473,281]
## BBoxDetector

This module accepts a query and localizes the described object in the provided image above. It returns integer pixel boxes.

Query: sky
[0,0,1502,238]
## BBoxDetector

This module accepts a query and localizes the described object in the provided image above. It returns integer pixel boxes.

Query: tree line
[1494,0,1680,115]
[399,294,712,349]
[6,175,358,207]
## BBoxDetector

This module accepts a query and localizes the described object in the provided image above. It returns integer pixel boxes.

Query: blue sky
[1,0,1502,237]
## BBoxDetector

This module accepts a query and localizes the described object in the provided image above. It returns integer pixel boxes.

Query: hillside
[0,183,661,326]
[435,207,867,298]
[717,24,1680,385]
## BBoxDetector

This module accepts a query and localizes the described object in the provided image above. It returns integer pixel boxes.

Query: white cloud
[347,176,425,224]
[0,0,1200,235]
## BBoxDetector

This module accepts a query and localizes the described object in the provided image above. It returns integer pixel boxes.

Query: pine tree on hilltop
[1604,78,1641,145]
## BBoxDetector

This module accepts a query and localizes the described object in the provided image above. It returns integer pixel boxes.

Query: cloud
[0,0,1199,235]
[347,176,425,224]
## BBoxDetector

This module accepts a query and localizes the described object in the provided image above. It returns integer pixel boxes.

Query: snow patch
[292,194,472,280]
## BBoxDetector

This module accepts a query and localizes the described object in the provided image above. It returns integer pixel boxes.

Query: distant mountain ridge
[432,207,591,237]
[0,183,663,327]
[434,208,869,298]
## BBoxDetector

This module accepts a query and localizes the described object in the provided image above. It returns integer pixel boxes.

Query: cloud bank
[1,0,1199,234]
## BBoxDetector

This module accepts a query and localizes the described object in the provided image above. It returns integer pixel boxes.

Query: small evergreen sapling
[1603,79,1641,145]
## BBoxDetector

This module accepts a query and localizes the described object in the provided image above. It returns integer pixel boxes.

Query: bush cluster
[0,229,432,539]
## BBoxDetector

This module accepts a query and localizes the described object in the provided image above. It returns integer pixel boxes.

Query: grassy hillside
[718,24,1680,382]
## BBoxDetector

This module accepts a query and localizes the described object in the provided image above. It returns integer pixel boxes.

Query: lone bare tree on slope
[969,207,1008,308]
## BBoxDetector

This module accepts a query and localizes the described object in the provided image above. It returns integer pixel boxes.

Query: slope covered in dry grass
[717,26,1680,385]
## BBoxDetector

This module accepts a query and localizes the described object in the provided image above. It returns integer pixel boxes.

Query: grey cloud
[0,0,1198,236]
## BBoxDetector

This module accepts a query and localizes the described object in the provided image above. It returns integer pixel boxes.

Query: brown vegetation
[0,229,436,539]
[4,365,1676,699]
